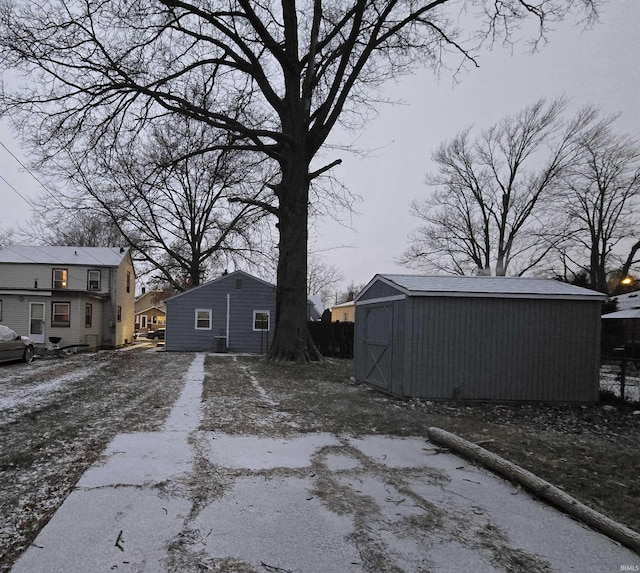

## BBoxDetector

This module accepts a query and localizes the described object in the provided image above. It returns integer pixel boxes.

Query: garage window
[195,309,212,330]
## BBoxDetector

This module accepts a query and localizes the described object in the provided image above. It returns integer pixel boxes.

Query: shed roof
[0,245,129,267]
[358,274,606,302]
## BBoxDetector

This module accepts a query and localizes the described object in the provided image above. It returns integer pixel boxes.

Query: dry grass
[0,351,192,572]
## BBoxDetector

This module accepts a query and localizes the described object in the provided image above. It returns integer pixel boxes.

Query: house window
[253,310,270,331]
[152,315,158,324]
[53,269,68,289]
[141,316,147,329]
[126,271,131,293]
[85,304,93,328]
[52,302,70,327]
[87,270,101,291]
[195,309,212,330]
[235,278,243,289]
[117,306,122,322]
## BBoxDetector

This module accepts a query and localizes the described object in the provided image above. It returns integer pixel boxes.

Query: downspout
[226,294,230,350]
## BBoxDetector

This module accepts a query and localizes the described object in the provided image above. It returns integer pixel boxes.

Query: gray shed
[165,271,275,353]
[354,274,606,402]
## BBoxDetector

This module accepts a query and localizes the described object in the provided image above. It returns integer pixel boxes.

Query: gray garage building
[354,275,606,402]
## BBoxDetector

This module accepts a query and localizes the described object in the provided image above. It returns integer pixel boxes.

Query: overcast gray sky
[1,0,639,292]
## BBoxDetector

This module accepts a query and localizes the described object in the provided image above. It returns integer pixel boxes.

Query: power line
[0,139,68,211]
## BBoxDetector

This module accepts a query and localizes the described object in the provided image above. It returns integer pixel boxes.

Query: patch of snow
[0,365,103,414]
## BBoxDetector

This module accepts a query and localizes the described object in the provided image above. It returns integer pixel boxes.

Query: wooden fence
[309,321,354,359]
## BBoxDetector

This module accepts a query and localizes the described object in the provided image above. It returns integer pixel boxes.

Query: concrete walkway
[12,354,639,572]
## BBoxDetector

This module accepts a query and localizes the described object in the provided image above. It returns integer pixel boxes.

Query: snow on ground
[11,353,639,573]
[0,364,104,415]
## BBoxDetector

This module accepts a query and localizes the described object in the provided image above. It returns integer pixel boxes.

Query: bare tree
[0,0,598,360]
[42,118,274,289]
[556,118,640,292]
[19,209,126,247]
[307,253,344,309]
[400,99,596,276]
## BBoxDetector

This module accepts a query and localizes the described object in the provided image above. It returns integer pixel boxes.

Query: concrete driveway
[12,354,638,572]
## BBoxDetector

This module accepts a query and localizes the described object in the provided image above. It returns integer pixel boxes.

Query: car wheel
[23,345,34,363]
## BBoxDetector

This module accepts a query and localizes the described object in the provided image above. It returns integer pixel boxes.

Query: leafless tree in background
[400,99,596,276]
[555,117,640,292]
[0,0,598,359]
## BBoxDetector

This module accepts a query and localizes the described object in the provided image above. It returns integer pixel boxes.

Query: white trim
[0,290,52,297]
[195,308,212,330]
[356,294,405,306]
[253,310,270,331]
[29,302,46,343]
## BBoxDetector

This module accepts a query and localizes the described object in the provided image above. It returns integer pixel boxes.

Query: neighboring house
[307,294,324,321]
[135,288,171,334]
[609,291,640,311]
[331,300,355,323]
[165,271,276,354]
[0,245,136,350]
[354,274,606,403]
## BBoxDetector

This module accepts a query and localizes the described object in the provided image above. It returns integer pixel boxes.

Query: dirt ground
[1,350,639,571]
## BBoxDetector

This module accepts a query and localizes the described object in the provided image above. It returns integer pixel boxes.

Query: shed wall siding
[165,274,275,353]
[404,297,600,401]
[357,280,402,302]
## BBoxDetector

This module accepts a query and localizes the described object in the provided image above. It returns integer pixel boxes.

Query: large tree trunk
[268,158,322,362]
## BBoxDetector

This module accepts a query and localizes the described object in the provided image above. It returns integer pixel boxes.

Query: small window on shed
[236,278,243,290]
[195,309,212,330]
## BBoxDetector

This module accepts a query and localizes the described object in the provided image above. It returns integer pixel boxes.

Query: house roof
[608,291,640,310]
[135,305,167,315]
[0,245,130,267]
[357,274,606,302]
[332,300,355,310]
[165,270,275,302]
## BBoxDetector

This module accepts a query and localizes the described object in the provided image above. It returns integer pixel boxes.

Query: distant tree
[307,254,344,301]
[19,209,126,248]
[556,119,640,293]
[35,118,274,290]
[335,282,366,305]
[0,0,598,360]
[400,99,596,276]
[0,226,12,247]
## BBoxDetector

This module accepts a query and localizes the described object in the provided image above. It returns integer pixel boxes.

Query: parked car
[0,325,35,364]
[147,328,165,340]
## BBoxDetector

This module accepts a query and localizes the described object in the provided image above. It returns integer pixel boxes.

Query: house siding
[165,272,276,353]
[0,247,134,349]
[112,256,136,346]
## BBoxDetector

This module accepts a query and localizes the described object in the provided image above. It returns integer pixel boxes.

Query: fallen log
[427,427,640,554]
